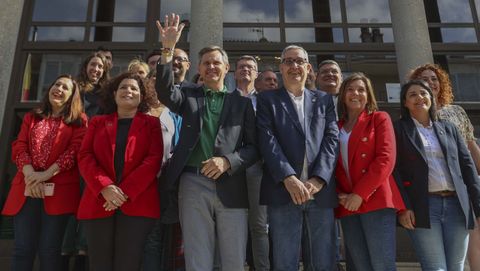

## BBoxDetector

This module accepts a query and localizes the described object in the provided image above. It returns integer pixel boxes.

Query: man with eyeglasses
[257,45,339,271]
[234,55,270,271]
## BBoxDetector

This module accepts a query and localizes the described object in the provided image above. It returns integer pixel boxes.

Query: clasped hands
[23,164,56,198]
[338,193,363,212]
[284,175,325,205]
[201,157,231,180]
[101,185,128,211]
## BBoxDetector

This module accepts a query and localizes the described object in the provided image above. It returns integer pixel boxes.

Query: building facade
[0,0,480,261]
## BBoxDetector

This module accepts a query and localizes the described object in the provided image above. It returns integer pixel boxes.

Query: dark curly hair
[99,72,150,114]
[408,63,453,107]
[77,52,110,93]
[400,80,437,121]
[33,74,84,126]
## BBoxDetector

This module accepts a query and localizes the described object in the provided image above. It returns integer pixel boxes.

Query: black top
[83,85,102,118]
[114,118,133,183]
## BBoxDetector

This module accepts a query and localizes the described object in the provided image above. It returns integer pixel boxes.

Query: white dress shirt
[412,118,455,192]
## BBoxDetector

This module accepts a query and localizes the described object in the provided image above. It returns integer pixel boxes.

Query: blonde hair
[127,59,150,74]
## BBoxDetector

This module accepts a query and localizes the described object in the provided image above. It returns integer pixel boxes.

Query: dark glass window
[348,28,393,43]
[160,0,191,20]
[224,27,280,42]
[446,55,480,101]
[93,0,147,22]
[32,0,88,22]
[429,28,478,43]
[345,0,391,23]
[20,53,83,102]
[284,0,313,23]
[112,27,145,42]
[437,0,473,22]
[224,0,279,22]
[285,28,315,42]
[29,27,84,42]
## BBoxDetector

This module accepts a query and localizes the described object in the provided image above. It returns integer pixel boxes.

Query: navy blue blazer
[257,88,339,207]
[394,117,480,229]
[156,62,259,208]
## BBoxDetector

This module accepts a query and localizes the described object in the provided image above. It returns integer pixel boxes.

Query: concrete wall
[0,0,25,131]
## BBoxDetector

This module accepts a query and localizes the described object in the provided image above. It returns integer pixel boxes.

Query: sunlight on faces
[115,78,142,110]
[404,84,432,116]
[418,69,440,98]
[87,57,105,84]
[130,64,148,79]
[235,59,258,83]
[49,77,74,111]
[173,49,191,80]
[317,63,342,94]
[280,49,311,86]
[256,71,278,91]
[344,79,368,112]
[198,51,230,88]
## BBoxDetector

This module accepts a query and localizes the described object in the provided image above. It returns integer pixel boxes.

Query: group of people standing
[2,13,480,271]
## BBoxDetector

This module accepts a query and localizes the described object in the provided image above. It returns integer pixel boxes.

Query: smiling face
[235,59,258,84]
[344,79,368,113]
[198,50,229,89]
[279,48,311,88]
[173,49,190,83]
[316,63,342,95]
[418,69,440,98]
[49,77,74,112]
[404,84,432,118]
[114,78,141,111]
[86,56,105,84]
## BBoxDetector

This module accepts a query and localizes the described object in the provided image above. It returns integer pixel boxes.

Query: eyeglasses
[237,64,257,71]
[281,58,308,66]
[173,56,189,63]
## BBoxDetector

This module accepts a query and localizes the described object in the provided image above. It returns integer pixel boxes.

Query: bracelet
[161,47,174,57]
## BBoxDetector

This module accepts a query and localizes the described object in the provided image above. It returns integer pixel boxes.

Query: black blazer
[394,117,480,229]
[156,62,259,208]
[257,88,339,207]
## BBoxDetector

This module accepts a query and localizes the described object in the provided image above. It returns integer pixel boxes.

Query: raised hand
[155,13,185,49]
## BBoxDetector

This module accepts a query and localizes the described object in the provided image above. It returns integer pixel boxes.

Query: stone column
[189,0,223,76]
[389,0,433,83]
[0,0,24,129]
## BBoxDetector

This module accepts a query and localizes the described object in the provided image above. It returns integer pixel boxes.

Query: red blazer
[2,113,87,216]
[77,112,163,219]
[335,111,405,218]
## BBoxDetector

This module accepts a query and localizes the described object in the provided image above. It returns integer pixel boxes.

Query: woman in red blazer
[335,73,405,271]
[77,72,162,271]
[2,74,87,271]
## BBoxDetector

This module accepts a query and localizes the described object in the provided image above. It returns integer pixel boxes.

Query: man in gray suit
[155,14,259,271]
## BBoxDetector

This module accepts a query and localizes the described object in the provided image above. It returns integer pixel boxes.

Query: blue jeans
[340,208,397,271]
[408,195,469,271]
[12,198,69,271]
[268,200,335,271]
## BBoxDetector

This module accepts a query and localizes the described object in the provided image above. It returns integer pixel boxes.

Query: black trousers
[83,212,155,271]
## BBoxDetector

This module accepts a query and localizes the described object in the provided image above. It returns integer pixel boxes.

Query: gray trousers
[179,172,248,271]
[246,161,270,271]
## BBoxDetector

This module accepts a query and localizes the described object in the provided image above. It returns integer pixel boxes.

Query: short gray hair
[198,45,229,65]
[280,45,309,63]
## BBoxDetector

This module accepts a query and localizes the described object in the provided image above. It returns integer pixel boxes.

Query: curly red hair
[408,63,453,106]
